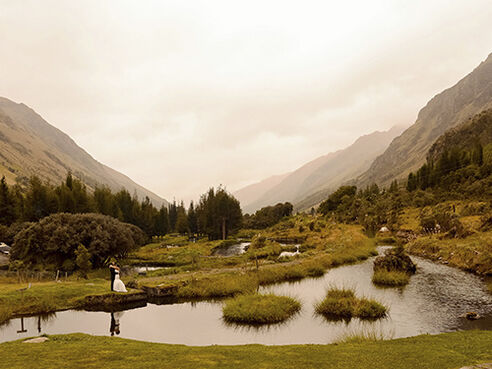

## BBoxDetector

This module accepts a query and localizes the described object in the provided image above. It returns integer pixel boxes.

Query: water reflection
[110,312,124,336]
[1,248,491,345]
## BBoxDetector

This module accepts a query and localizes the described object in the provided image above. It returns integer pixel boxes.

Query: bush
[11,213,147,269]
[222,294,301,324]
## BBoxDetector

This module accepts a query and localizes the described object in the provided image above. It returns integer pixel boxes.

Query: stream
[1,247,491,345]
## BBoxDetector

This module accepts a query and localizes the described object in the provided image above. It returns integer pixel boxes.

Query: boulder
[373,247,416,274]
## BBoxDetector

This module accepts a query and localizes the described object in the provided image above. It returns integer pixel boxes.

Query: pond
[211,242,250,257]
[1,247,491,345]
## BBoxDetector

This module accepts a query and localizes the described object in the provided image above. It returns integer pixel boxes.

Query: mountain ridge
[356,52,492,187]
[0,97,168,207]
[238,126,404,214]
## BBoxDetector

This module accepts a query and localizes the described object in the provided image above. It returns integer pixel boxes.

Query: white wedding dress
[113,271,127,292]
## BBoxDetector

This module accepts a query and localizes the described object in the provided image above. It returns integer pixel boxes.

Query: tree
[168,201,178,232]
[75,244,92,278]
[196,187,242,240]
[187,201,198,234]
[175,206,189,234]
[0,176,18,225]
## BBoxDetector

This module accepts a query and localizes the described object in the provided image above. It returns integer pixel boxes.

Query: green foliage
[243,202,293,229]
[75,244,92,278]
[11,213,147,269]
[196,186,242,240]
[318,186,357,216]
[222,294,301,325]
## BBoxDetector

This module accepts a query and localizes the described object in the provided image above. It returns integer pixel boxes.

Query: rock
[463,312,481,320]
[459,364,492,369]
[23,337,49,343]
[373,248,417,274]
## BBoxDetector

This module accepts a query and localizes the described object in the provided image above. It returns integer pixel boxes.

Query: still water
[1,248,491,345]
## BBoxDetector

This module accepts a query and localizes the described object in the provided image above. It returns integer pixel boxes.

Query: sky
[1,0,492,203]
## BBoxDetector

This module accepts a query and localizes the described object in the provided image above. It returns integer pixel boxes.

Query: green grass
[315,288,387,320]
[0,278,139,325]
[372,270,410,287]
[406,231,492,275]
[1,331,492,368]
[222,294,301,324]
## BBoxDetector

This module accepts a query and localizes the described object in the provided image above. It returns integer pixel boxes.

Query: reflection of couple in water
[110,311,124,336]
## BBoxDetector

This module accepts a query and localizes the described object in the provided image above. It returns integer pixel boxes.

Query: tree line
[0,173,242,240]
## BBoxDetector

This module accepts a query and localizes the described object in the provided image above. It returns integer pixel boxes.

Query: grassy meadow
[1,331,492,369]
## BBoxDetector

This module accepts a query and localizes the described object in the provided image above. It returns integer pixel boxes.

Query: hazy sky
[1,1,491,203]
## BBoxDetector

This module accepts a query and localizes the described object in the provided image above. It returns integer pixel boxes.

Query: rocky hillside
[0,97,168,207]
[357,52,492,187]
[239,126,404,214]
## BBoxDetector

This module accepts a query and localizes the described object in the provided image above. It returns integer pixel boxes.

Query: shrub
[222,294,301,324]
[11,213,147,269]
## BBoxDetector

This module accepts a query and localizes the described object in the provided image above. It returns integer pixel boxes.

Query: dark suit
[109,265,116,291]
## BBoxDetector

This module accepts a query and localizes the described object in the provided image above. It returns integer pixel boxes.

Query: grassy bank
[406,231,492,275]
[1,331,492,368]
[0,278,140,325]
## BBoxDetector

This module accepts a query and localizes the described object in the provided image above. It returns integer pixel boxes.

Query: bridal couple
[109,260,127,292]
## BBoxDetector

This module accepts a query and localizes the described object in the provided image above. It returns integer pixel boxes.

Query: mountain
[239,126,404,214]
[357,52,492,187]
[0,97,168,207]
[427,108,492,162]
[233,173,290,209]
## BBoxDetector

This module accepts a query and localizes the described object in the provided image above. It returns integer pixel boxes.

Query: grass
[222,294,301,324]
[406,231,492,275]
[0,278,139,325]
[372,270,410,287]
[1,331,492,368]
[315,287,387,320]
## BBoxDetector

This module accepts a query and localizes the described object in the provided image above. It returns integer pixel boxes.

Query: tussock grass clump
[222,294,301,324]
[372,270,410,287]
[177,274,257,299]
[315,287,387,320]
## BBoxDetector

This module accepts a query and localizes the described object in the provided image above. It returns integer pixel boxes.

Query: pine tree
[0,176,17,225]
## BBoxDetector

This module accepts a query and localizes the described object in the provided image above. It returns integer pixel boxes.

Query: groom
[109,260,117,291]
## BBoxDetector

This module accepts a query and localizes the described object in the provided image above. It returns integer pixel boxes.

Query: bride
[113,267,127,293]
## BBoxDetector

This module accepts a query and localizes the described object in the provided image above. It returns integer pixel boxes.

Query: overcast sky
[1,1,491,203]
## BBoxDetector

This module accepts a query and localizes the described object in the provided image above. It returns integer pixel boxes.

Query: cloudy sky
[1,0,491,203]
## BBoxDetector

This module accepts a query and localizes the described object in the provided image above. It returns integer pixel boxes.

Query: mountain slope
[240,126,404,214]
[0,97,168,207]
[357,52,492,187]
[427,108,492,162]
[233,173,290,208]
